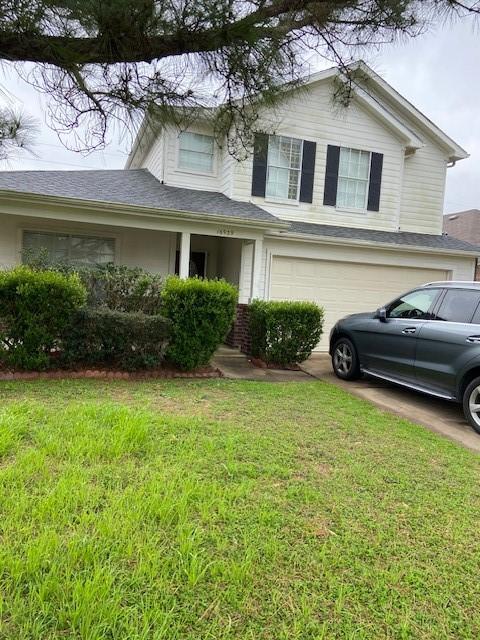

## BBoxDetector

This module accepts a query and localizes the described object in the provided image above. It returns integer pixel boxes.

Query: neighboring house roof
[0,168,280,225]
[282,220,480,253]
[443,209,480,245]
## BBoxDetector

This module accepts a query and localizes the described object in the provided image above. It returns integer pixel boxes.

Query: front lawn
[0,379,479,639]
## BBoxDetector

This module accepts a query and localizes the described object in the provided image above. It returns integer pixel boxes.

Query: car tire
[332,337,360,381]
[462,377,480,434]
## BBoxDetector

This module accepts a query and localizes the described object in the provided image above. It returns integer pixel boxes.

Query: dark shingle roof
[285,220,480,253]
[0,169,279,224]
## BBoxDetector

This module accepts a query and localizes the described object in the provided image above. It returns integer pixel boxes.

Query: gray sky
[1,16,479,214]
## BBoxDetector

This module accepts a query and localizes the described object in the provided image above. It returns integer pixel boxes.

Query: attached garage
[269,255,449,351]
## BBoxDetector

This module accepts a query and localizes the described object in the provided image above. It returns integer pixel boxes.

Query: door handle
[467,336,480,343]
[402,327,416,334]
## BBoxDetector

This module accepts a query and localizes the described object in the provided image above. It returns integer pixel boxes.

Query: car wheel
[332,338,360,381]
[463,377,480,434]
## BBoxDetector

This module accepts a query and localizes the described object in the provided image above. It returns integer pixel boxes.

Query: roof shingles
[0,168,278,224]
[0,168,477,254]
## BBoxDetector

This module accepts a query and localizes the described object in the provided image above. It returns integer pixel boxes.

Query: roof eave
[0,189,289,231]
[266,229,480,257]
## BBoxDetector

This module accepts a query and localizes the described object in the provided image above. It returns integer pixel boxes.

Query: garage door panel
[270,256,447,351]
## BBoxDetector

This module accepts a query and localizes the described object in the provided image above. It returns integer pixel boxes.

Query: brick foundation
[225,303,252,354]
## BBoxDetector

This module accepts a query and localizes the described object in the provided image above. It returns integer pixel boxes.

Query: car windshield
[388,289,439,319]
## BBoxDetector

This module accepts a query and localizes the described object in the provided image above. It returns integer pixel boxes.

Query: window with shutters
[23,231,115,265]
[337,147,371,210]
[178,131,215,173]
[265,135,303,201]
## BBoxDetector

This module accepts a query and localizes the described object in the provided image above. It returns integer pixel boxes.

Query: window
[266,135,303,200]
[337,147,371,210]
[178,132,214,173]
[434,289,480,323]
[23,231,115,265]
[388,289,440,320]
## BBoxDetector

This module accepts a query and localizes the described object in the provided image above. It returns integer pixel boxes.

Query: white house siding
[231,79,404,232]
[0,212,176,274]
[399,144,447,235]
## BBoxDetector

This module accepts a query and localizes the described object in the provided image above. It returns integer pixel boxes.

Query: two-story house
[0,62,477,349]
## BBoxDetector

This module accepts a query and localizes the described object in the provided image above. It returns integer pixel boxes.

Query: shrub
[162,277,237,370]
[61,308,172,370]
[0,266,86,370]
[249,300,324,366]
[23,249,164,315]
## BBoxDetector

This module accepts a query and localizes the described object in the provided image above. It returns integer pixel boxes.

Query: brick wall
[225,304,252,354]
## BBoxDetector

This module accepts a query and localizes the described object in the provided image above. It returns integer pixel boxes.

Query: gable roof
[306,62,468,162]
[0,168,280,225]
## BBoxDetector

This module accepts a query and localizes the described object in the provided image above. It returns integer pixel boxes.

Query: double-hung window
[266,135,303,201]
[178,132,214,173]
[337,147,371,210]
[23,231,115,265]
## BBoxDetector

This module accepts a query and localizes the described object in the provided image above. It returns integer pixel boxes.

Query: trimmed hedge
[249,300,324,366]
[0,266,86,370]
[23,250,164,315]
[61,308,172,371]
[162,277,237,370]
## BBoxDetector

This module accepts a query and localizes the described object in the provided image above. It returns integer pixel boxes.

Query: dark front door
[356,287,442,383]
[175,251,207,278]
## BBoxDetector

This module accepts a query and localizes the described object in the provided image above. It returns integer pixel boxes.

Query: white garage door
[270,256,448,350]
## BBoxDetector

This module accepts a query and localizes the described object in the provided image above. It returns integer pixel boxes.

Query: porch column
[250,238,264,301]
[179,232,191,278]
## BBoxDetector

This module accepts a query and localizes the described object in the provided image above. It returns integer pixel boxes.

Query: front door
[355,287,442,383]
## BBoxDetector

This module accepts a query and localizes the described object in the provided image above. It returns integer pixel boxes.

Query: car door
[355,287,442,383]
[414,288,480,396]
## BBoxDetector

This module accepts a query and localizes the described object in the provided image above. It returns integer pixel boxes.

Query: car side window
[387,289,440,320]
[434,289,480,323]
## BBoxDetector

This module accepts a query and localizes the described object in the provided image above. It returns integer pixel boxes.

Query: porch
[0,209,266,303]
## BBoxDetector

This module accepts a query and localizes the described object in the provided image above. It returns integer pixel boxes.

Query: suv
[329,282,480,433]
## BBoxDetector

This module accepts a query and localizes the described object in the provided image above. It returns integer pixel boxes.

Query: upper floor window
[178,132,214,173]
[337,147,371,210]
[23,231,115,266]
[266,135,303,200]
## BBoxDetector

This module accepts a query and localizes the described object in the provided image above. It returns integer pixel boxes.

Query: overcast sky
[1,16,479,215]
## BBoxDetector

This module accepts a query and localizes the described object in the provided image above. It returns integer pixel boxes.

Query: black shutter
[251,133,268,197]
[367,152,383,212]
[299,141,316,203]
[323,145,340,206]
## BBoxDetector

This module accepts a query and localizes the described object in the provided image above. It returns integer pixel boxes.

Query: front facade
[0,63,477,349]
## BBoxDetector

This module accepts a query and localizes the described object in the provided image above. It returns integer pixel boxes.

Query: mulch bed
[249,357,301,371]
[0,365,223,381]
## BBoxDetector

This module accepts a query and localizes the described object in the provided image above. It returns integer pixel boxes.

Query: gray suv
[329,282,480,433]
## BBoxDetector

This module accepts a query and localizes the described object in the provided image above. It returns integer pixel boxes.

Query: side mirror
[376,307,387,322]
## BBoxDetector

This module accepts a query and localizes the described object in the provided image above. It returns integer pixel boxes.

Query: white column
[250,237,264,301]
[179,232,191,278]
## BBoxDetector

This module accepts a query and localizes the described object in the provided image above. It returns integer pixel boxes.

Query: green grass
[0,379,479,639]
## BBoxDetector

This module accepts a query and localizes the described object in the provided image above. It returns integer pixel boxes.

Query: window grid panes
[23,231,115,265]
[178,132,214,173]
[337,147,371,210]
[266,135,303,200]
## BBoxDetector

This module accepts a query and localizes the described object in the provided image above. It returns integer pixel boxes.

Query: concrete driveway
[302,354,480,453]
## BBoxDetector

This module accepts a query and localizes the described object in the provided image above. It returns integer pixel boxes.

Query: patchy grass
[0,379,479,639]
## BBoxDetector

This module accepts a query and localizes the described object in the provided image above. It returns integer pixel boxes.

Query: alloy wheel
[468,385,480,430]
[334,343,353,375]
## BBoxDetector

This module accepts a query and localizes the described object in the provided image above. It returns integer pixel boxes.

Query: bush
[162,277,237,370]
[0,266,86,370]
[23,249,164,315]
[61,308,172,370]
[249,300,324,366]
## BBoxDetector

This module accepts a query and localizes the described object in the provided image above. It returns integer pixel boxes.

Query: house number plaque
[217,228,235,236]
